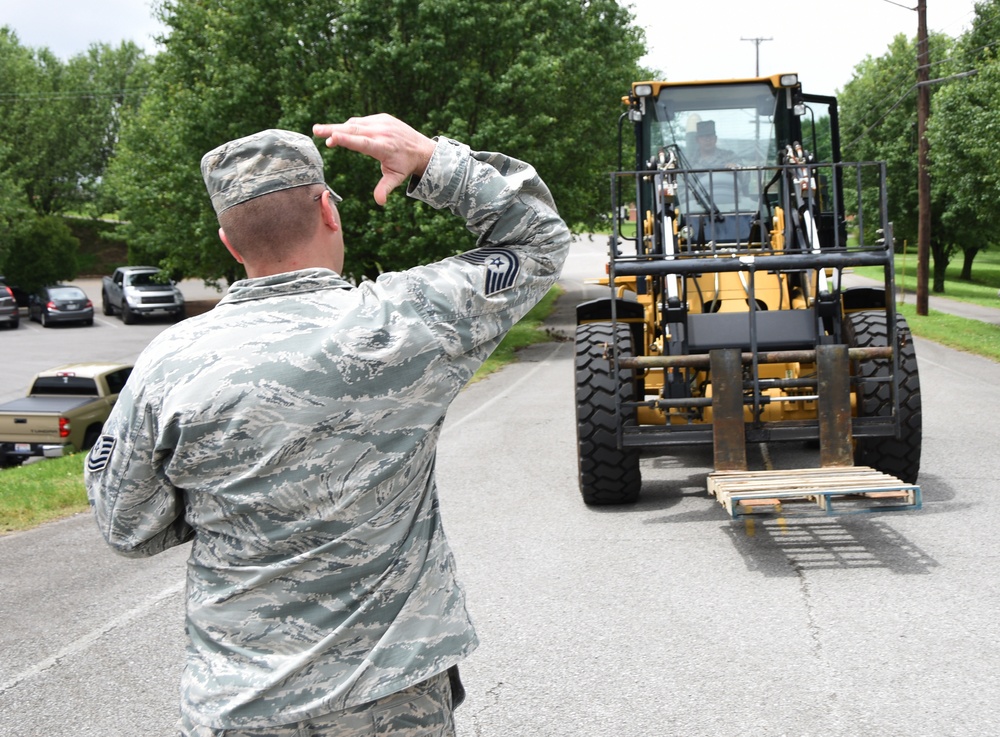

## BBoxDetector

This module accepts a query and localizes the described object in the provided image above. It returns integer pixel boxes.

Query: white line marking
[0,580,184,694]
[443,342,564,436]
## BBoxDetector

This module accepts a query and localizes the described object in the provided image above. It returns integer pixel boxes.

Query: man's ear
[320,191,340,233]
[219,228,244,264]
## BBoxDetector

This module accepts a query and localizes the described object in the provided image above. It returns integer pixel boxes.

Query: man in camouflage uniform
[84,114,570,736]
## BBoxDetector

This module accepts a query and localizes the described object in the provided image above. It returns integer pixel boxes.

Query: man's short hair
[201,129,327,216]
[218,184,326,261]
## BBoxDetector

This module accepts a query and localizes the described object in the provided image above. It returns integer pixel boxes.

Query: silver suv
[0,277,20,329]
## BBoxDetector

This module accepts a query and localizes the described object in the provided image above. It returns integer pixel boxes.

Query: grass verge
[854,249,1000,308]
[0,453,90,534]
[471,285,565,381]
[895,302,1000,362]
[853,250,1000,361]
[0,286,566,534]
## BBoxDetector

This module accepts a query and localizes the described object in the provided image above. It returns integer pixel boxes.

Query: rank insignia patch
[458,248,520,295]
[86,435,117,473]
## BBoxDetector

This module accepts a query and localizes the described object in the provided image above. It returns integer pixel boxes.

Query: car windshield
[48,287,86,300]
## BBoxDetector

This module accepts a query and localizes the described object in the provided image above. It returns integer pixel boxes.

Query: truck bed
[0,396,96,414]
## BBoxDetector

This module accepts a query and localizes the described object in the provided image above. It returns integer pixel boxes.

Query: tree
[0,29,34,252]
[68,42,154,214]
[0,30,149,283]
[926,64,1000,286]
[840,34,923,252]
[0,142,26,270]
[839,31,958,292]
[0,29,152,216]
[1,215,79,292]
[926,0,1000,286]
[0,33,52,277]
[106,0,646,282]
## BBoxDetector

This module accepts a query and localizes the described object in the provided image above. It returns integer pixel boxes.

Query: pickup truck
[0,362,133,466]
[102,266,186,324]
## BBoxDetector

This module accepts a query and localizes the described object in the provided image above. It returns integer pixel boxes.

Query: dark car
[0,277,19,329]
[29,285,95,327]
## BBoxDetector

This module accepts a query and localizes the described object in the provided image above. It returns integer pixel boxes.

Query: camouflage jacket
[85,136,570,729]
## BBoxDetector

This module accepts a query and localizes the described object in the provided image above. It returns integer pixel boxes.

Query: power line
[841,30,996,148]
[843,68,978,152]
[847,1,999,128]
[0,89,148,102]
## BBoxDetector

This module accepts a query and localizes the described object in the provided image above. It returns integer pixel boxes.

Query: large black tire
[845,311,922,483]
[575,322,642,504]
[102,291,113,316]
[121,302,137,324]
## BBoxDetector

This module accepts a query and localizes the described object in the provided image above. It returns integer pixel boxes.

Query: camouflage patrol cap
[696,120,717,137]
[201,129,326,216]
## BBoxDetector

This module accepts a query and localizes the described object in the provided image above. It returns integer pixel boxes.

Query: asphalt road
[2,236,999,736]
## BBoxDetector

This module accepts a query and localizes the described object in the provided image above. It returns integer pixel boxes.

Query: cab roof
[630,74,800,97]
[35,362,132,379]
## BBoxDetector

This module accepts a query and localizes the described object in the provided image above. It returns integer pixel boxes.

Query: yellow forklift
[574,74,921,516]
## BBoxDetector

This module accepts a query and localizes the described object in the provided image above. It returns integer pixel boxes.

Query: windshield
[648,83,779,214]
[650,83,778,169]
[126,272,169,287]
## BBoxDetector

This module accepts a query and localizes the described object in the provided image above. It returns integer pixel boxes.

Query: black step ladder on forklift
[706,345,922,518]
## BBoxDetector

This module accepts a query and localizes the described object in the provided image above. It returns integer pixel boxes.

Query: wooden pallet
[707,466,922,518]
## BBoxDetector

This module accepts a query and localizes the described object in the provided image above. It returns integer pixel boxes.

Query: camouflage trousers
[179,669,460,737]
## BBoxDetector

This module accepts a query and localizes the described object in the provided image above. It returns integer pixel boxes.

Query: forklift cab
[624,74,843,251]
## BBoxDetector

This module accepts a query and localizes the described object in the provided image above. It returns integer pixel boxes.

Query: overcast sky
[631,0,980,96]
[2,0,981,97]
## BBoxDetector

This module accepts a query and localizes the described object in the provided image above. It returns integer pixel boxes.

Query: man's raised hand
[313,115,436,206]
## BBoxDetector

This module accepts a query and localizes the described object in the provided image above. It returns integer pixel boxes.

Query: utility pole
[916,0,931,315]
[741,37,773,76]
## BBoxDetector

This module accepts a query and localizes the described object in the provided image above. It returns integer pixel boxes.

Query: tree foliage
[0,141,23,270]
[837,16,1000,293]
[0,29,151,283]
[0,29,151,216]
[926,0,1000,285]
[1,215,79,293]
[839,34,924,252]
[0,28,35,244]
[106,0,646,282]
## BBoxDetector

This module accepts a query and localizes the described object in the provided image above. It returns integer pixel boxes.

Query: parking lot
[0,277,224,404]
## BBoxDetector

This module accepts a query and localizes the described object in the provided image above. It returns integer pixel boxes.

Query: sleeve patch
[86,435,117,473]
[457,247,520,295]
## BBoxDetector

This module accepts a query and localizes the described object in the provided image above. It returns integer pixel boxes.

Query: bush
[0,214,80,292]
